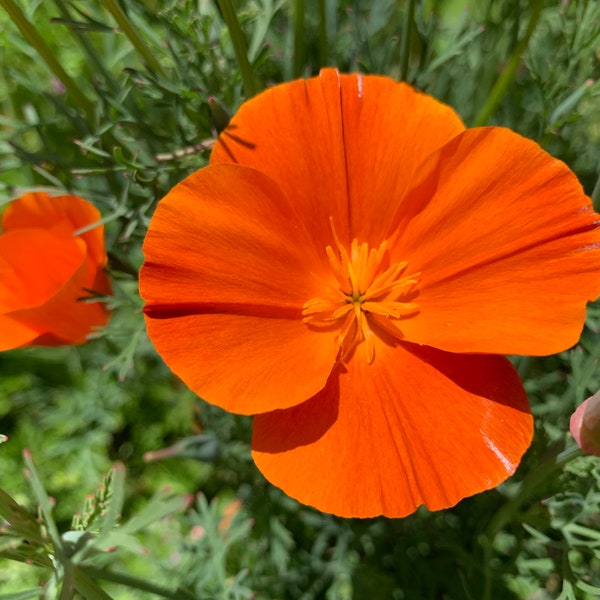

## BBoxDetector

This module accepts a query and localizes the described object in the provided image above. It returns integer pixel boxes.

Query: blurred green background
[1,0,600,598]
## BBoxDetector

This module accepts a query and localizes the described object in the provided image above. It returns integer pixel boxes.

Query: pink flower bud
[570,391,600,456]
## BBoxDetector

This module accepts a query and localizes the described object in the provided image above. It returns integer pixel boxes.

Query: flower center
[302,219,420,364]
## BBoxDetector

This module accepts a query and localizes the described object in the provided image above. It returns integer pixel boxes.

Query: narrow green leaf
[0,590,44,600]
[0,0,94,118]
[22,450,64,557]
[473,0,544,126]
[101,0,166,77]
[293,0,305,77]
[399,0,415,81]
[119,490,188,535]
[214,0,258,98]
[0,488,45,545]
[72,565,114,600]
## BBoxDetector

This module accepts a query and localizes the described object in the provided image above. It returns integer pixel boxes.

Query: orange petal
[211,69,464,250]
[2,192,107,268]
[252,339,532,518]
[211,69,350,252]
[387,127,600,355]
[143,312,337,415]
[7,267,110,347]
[0,230,85,313]
[0,315,39,350]
[0,231,110,350]
[141,163,330,311]
[141,163,339,414]
[336,73,465,246]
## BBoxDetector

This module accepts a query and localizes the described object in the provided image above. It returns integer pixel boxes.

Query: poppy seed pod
[0,192,111,350]
[141,69,600,518]
[570,392,600,457]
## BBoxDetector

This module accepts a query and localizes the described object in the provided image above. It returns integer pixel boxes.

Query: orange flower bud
[0,192,111,350]
[570,392,600,457]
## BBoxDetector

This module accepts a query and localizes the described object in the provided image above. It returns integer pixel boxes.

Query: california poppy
[0,191,111,350]
[140,69,600,518]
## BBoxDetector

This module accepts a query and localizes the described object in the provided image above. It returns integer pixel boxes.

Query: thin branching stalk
[400,0,416,82]
[473,0,543,126]
[0,0,94,118]
[215,0,258,98]
[101,0,166,77]
[293,0,306,77]
[53,0,120,95]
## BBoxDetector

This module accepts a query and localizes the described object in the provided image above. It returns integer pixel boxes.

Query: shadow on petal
[252,367,341,453]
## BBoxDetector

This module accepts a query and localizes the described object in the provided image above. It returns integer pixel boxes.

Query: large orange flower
[0,191,111,350]
[140,70,600,518]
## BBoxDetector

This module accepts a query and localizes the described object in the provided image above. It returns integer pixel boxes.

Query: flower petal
[144,312,337,415]
[0,230,85,313]
[211,69,465,250]
[211,69,351,251]
[388,127,600,355]
[2,192,107,268]
[141,163,339,414]
[141,163,330,311]
[337,73,465,246]
[0,231,110,350]
[252,339,532,518]
[0,315,39,350]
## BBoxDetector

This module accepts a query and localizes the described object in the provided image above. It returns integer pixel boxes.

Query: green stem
[317,0,328,67]
[293,0,306,77]
[53,0,120,96]
[80,566,198,600]
[472,0,543,126]
[215,0,258,98]
[481,444,582,600]
[101,0,166,77]
[399,0,416,81]
[591,167,600,212]
[0,0,94,119]
[487,445,581,540]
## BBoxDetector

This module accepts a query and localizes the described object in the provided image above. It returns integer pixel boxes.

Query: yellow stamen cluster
[303,221,419,363]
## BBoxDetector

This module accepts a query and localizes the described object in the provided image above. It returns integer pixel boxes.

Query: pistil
[303,220,419,363]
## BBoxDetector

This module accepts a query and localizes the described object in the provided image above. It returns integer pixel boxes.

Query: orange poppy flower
[0,191,111,350]
[140,69,600,518]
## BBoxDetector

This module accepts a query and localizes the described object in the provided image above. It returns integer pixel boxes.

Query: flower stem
[317,0,328,67]
[399,0,416,81]
[487,445,581,541]
[293,0,306,77]
[101,0,166,77]
[80,566,198,599]
[472,0,543,126]
[591,166,600,212]
[215,0,258,98]
[480,444,582,600]
[0,0,94,119]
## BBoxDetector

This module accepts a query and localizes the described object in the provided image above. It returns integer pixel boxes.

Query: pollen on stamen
[302,219,420,364]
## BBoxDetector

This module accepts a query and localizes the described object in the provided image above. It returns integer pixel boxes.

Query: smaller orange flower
[0,191,111,350]
[570,392,600,457]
